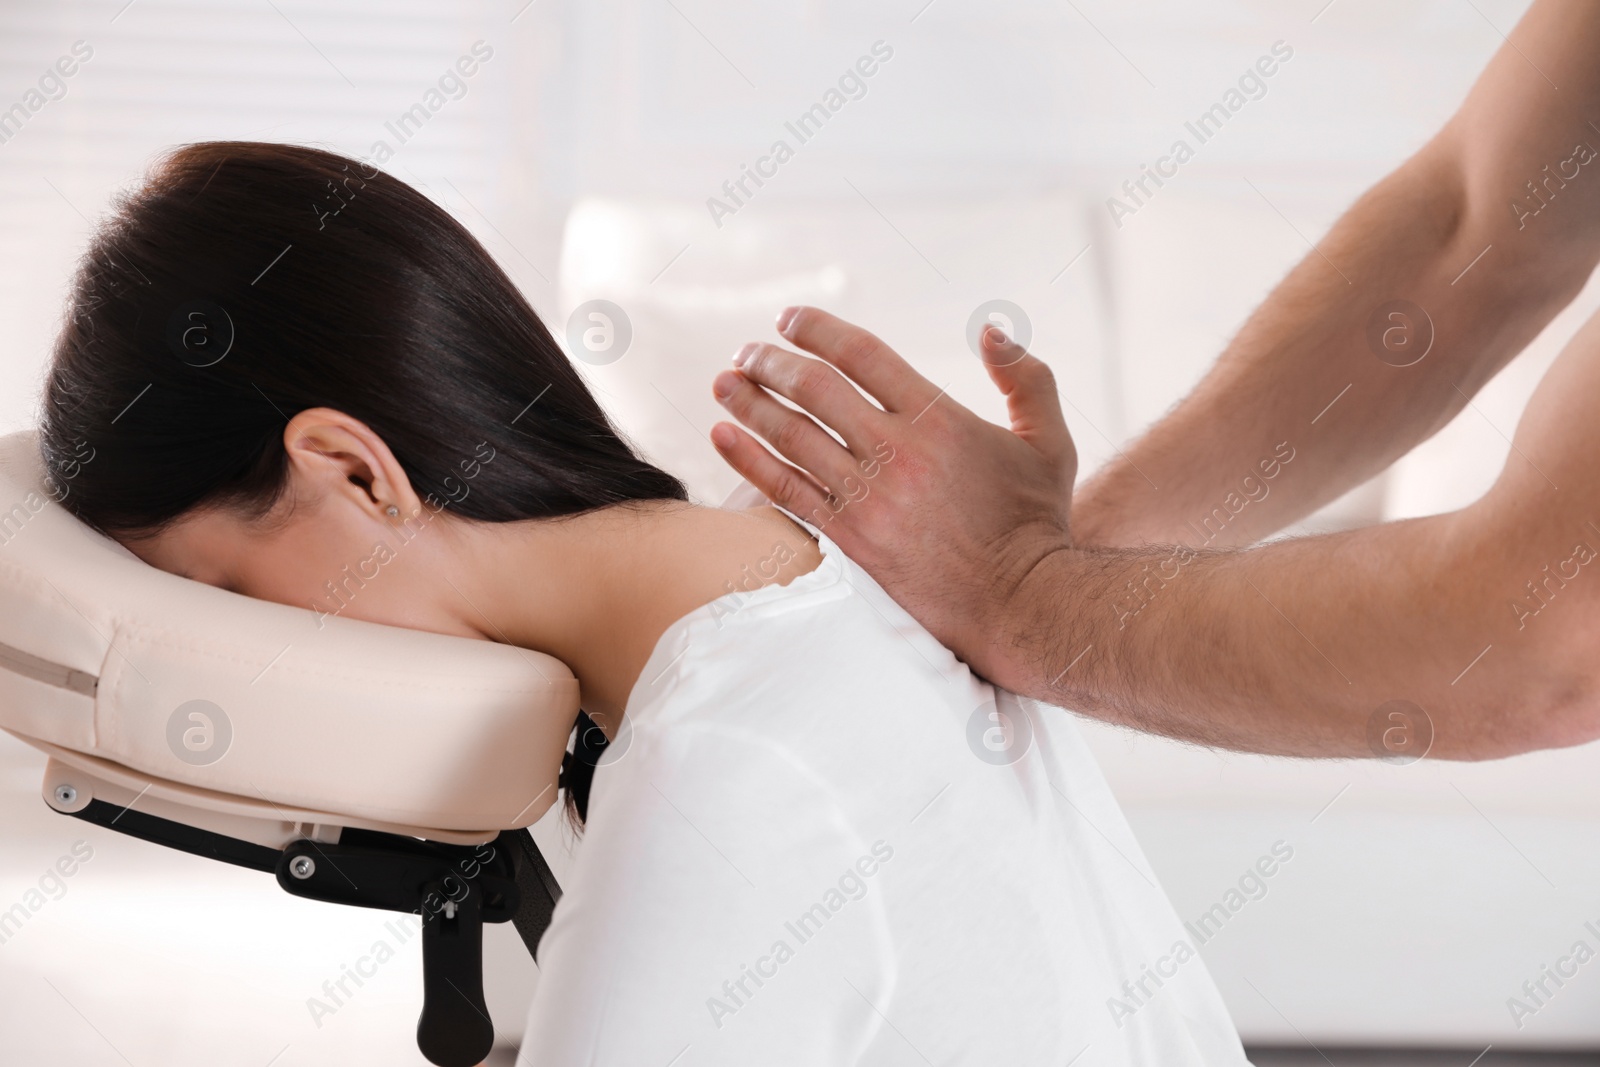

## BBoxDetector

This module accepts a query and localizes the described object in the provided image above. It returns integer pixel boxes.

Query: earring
[384,505,399,518]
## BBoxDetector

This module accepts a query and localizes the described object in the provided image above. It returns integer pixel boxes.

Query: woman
[40,142,1249,1065]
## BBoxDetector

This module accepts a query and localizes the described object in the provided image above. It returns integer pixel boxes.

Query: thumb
[979,326,1075,466]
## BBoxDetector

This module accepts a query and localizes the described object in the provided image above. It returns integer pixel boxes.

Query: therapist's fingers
[774,306,943,415]
[712,367,864,495]
[979,328,1076,471]
[732,342,886,456]
[709,420,833,520]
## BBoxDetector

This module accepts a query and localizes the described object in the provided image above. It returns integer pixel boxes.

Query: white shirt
[521,523,1249,1066]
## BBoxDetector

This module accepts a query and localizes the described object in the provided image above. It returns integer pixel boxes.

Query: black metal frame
[60,797,562,1067]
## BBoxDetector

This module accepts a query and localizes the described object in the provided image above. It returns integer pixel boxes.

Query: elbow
[1522,599,1600,753]
[1404,122,1595,322]
[1435,130,1599,321]
[1527,663,1600,754]
[1475,641,1600,760]
[1438,545,1600,761]
[1490,231,1597,331]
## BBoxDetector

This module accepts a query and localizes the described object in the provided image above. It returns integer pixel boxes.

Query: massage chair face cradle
[0,431,586,1067]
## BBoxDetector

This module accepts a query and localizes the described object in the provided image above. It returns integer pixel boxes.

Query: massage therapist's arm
[1075,0,1600,549]
[712,306,1600,760]
[708,0,1600,758]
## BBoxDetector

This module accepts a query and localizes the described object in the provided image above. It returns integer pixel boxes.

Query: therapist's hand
[710,306,1077,664]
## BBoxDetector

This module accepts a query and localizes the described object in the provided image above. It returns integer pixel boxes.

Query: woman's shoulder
[627,528,974,732]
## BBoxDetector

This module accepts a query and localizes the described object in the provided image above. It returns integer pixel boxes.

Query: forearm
[1077,148,1573,550]
[1077,0,1600,551]
[983,510,1594,760]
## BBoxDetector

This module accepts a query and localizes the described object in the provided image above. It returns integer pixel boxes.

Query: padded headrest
[0,430,579,832]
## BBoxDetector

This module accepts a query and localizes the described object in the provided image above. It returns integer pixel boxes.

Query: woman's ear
[281,408,424,521]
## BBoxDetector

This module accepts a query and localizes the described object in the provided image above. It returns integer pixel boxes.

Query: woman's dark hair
[39,140,686,825]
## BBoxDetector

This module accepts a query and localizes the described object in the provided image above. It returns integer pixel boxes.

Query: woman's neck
[453,502,822,735]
